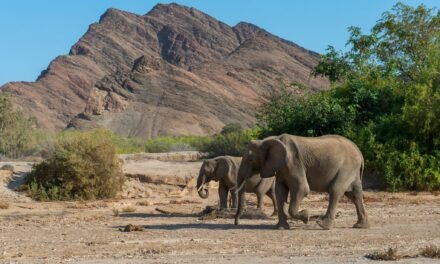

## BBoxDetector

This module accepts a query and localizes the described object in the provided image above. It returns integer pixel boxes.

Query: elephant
[234,134,370,230]
[196,155,277,213]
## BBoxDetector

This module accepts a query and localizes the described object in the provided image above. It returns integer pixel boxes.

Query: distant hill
[1,3,329,138]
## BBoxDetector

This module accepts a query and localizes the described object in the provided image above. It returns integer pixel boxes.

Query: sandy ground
[0,156,439,263]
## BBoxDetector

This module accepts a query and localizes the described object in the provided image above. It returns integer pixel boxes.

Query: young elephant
[234,134,370,230]
[196,156,277,213]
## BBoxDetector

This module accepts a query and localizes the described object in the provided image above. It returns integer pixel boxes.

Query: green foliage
[58,129,144,154]
[0,94,37,158]
[259,3,440,190]
[143,125,260,157]
[258,89,356,137]
[220,123,242,135]
[26,130,125,200]
[201,128,260,157]
[384,145,440,191]
[144,135,212,153]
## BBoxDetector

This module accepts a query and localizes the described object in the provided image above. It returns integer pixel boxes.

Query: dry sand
[0,155,439,263]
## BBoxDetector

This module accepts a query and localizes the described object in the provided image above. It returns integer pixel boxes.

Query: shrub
[0,94,37,158]
[59,129,144,154]
[144,136,212,153]
[26,130,125,200]
[256,3,440,191]
[257,89,356,137]
[220,123,242,135]
[383,145,440,191]
[201,128,260,157]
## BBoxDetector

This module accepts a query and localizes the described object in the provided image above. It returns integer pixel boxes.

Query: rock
[1,3,329,137]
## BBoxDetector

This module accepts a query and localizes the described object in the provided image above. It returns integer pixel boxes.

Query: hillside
[1,3,329,138]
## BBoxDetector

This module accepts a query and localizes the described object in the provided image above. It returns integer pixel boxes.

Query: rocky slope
[1,3,329,137]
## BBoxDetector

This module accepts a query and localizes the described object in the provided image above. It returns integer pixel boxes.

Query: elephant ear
[214,158,229,180]
[260,139,287,178]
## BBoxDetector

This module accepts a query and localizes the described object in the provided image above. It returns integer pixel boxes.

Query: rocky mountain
[1,3,329,138]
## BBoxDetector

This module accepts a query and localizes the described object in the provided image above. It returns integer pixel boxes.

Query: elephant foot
[275,221,290,230]
[317,217,334,230]
[299,209,309,224]
[270,210,278,217]
[234,218,240,226]
[353,220,370,229]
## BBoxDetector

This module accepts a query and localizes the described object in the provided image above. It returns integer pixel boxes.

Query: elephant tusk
[197,185,204,192]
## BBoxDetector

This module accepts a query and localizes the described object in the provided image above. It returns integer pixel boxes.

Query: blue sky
[0,0,437,85]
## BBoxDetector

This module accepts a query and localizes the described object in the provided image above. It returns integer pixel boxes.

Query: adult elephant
[234,134,370,230]
[197,156,277,213]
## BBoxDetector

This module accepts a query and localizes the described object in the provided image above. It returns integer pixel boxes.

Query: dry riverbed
[0,155,439,263]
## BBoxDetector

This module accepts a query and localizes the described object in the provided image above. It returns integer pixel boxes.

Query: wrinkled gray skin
[197,156,277,213]
[234,134,370,230]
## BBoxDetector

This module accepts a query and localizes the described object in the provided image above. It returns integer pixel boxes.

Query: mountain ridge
[0,3,329,137]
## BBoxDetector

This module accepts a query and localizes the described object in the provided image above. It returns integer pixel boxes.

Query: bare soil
[0,156,439,263]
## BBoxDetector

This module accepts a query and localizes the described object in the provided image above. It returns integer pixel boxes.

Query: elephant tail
[360,158,364,181]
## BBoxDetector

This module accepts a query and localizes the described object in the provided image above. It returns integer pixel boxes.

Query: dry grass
[112,208,120,217]
[420,245,440,258]
[0,202,10,210]
[120,224,144,232]
[136,201,152,206]
[431,191,440,196]
[366,245,440,261]
[121,206,137,213]
[169,199,200,205]
[365,248,400,261]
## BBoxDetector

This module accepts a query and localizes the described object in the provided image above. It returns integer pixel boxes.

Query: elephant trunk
[197,170,209,199]
[234,162,252,225]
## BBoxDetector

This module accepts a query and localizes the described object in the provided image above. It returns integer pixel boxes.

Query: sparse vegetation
[26,130,125,200]
[421,245,440,258]
[365,247,400,261]
[112,208,120,217]
[366,245,440,260]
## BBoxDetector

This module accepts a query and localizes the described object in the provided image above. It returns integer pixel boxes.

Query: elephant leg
[317,174,350,230]
[266,186,278,216]
[346,182,370,229]
[288,185,309,224]
[256,193,263,209]
[218,184,228,210]
[230,189,238,209]
[275,179,289,230]
[234,188,246,225]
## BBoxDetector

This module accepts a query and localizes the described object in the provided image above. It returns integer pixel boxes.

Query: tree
[0,94,37,158]
[260,3,440,190]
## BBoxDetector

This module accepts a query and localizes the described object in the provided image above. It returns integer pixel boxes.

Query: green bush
[58,129,144,154]
[383,145,440,191]
[201,129,260,157]
[220,123,243,135]
[257,3,440,191]
[0,94,37,158]
[144,135,213,153]
[26,130,125,200]
[258,89,356,137]
[143,126,260,157]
